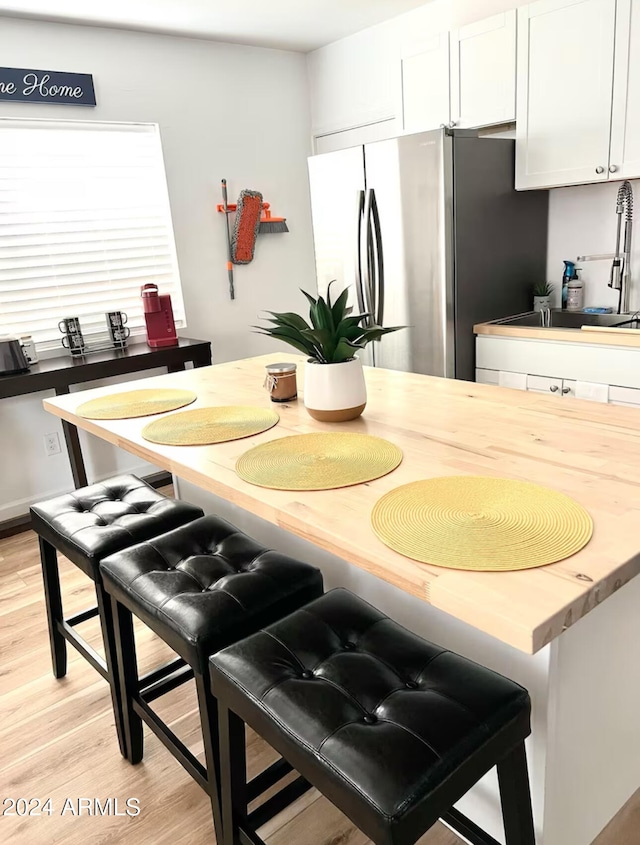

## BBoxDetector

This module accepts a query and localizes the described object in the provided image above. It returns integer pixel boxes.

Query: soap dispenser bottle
[562,260,578,310]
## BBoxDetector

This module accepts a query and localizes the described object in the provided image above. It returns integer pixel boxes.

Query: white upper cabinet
[516,0,617,190]
[401,33,450,133]
[307,24,399,136]
[450,11,517,129]
[610,0,640,179]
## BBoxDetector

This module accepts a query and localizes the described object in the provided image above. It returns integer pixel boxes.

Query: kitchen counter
[42,353,640,654]
[475,315,640,347]
[42,354,640,845]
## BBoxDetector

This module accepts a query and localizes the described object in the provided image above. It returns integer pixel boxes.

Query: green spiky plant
[255,283,405,364]
[533,281,554,297]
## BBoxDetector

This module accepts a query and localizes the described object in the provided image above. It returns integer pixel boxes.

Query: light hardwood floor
[1,516,638,845]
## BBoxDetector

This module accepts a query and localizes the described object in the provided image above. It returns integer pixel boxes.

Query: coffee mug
[61,330,85,355]
[106,311,130,344]
[58,316,82,335]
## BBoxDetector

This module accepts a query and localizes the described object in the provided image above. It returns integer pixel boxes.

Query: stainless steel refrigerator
[307,129,548,381]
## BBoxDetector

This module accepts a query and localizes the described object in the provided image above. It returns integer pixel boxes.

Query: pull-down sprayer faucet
[577,180,634,314]
[610,180,633,313]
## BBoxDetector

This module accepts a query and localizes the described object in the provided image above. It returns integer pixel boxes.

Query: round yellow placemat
[236,432,403,491]
[371,476,593,571]
[76,389,197,420]
[141,406,279,446]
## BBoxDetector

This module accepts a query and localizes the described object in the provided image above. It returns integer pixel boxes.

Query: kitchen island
[43,354,640,845]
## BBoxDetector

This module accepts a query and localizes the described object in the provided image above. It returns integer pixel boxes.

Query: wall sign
[0,67,96,106]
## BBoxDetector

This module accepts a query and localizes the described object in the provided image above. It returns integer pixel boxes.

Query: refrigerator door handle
[363,189,376,327]
[355,190,366,316]
[369,189,385,329]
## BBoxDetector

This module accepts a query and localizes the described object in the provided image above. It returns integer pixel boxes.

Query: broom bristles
[259,219,289,234]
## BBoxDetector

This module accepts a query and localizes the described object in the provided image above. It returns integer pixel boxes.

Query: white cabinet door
[575,381,610,401]
[498,371,527,390]
[450,11,516,129]
[401,34,450,133]
[609,385,640,406]
[516,0,616,190]
[610,0,640,180]
[476,368,500,385]
[307,24,398,135]
[526,374,564,394]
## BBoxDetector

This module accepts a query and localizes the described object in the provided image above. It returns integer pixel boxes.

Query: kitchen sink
[491,310,640,329]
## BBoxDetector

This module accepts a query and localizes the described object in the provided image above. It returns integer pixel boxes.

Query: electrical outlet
[44,432,61,456]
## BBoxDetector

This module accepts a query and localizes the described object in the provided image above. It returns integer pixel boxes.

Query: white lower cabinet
[476,365,627,407]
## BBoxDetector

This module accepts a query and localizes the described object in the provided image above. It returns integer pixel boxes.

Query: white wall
[547,179,640,312]
[0,16,315,519]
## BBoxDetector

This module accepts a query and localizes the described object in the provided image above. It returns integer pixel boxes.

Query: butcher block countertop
[474,319,640,347]
[43,354,640,654]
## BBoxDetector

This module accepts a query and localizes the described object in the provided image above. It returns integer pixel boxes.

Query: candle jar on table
[264,363,297,403]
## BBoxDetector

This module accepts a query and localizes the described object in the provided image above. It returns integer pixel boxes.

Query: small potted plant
[256,284,404,421]
[533,281,554,312]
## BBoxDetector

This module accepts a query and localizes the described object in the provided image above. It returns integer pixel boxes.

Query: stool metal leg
[111,597,144,764]
[38,537,67,679]
[497,743,536,845]
[195,673,224,844]
[95,583,127,759]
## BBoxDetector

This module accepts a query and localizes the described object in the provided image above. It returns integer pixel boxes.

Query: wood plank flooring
[1,508,637,845]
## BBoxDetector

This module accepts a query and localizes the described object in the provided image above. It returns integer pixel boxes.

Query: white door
[401,34,450,133]
[515,0,616,190]
[609,0,640,180]
[450,11,516,129]
[307,147,365,311]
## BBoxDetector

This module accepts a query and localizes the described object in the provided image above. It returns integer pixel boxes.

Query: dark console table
[1,338,211,495]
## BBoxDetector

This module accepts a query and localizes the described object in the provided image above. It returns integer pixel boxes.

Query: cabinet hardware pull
[609,165,618,173]
[595,166,605,174]
[562,387,571,394]
[549,385,559,392]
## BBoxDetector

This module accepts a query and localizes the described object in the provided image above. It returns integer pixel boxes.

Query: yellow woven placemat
[371,476,593,571]
[141,406,279,446]
[236,432,403,491]
[76,388,197,420]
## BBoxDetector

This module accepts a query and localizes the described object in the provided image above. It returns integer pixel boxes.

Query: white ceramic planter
[303,357,367,422]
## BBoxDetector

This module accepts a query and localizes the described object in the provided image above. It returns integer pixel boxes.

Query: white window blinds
[0,118,185,349]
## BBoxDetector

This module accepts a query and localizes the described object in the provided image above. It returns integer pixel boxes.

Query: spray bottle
[562,260,578,310]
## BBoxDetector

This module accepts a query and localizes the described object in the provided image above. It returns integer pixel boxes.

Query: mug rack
[58,312,130,358]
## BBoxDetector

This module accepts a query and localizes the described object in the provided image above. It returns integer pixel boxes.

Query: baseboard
[0,468,172,539]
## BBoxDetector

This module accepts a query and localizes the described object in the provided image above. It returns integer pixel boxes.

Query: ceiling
[0,0,432,51]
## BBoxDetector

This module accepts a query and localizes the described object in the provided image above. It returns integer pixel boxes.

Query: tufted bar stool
[30,474,203,757]
[99,514,324,841]
[210,589,536,845]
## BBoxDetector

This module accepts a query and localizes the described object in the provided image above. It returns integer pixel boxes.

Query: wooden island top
[43,353,640,655]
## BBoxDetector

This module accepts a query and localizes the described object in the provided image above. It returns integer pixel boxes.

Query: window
[0,118,185,350]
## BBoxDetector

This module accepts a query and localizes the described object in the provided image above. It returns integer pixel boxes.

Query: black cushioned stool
[210,589,536,845]
[99,514,323,841]
[30,474,203,758]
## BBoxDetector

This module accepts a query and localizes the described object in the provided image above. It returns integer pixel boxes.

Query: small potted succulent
[533,281,554,312]
[256,284,404,421]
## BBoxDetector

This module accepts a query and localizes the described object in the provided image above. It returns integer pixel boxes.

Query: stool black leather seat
[30,474,203,757]
[210,589,536,845]
[99,514,323,841]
